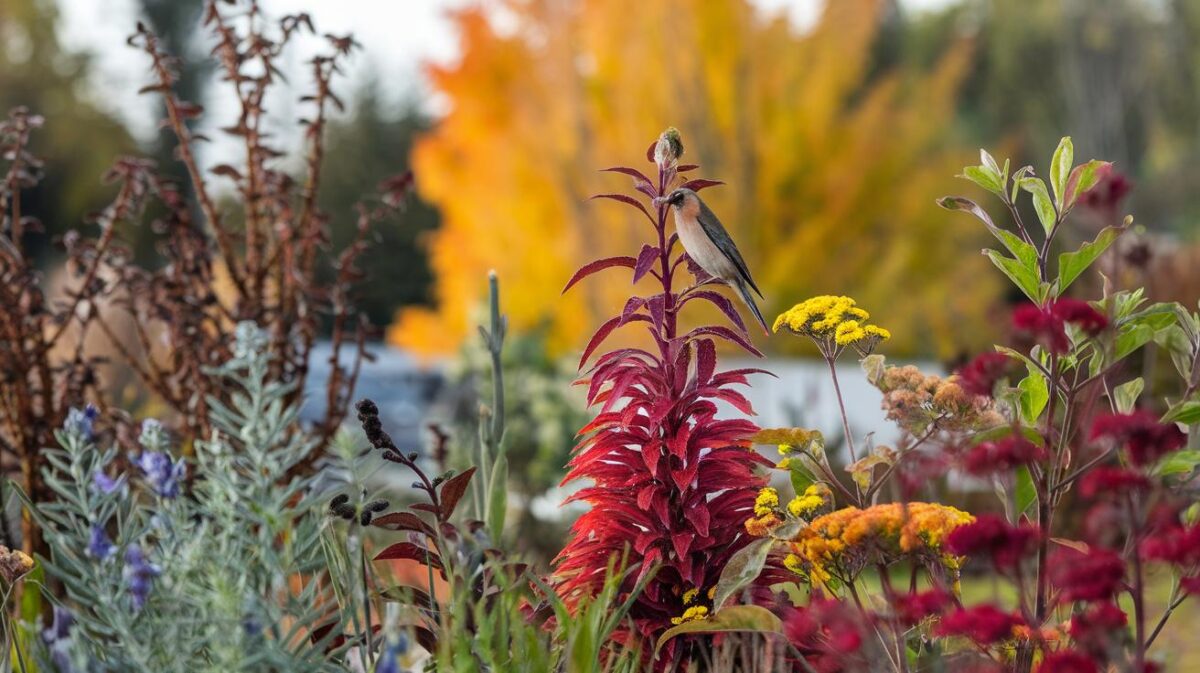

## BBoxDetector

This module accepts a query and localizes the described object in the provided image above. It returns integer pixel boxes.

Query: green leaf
[1050,137,1073,210]
[655,605,782,655]
[1014,465,1038,517]
[938,195,1037,269]
[1163,400,1200,425]
[981,148,1002,175]
[712,537,775,611]
[789,459,815,497]
[1058,225,1125,292]
[1113,378,1143,414]
[1064,160,1111,210]
[1010,165,1033,202]
[487,453,508,536]
[1018,372,1049,425]
[861,354,886,386]
[985,249,1041,302]
[1155,450,1200,477]
[961,166,1004,196]
[1114,323,1156,361]
[1020,176,1057,235]
[1154,323,1195,381]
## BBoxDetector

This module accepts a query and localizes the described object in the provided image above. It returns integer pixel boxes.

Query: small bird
[663,187,769,335]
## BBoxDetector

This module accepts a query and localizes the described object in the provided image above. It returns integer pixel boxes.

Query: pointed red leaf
[680,178,724,192]
[438,466,476,519]
[671,532,693,559]
[562,256,636,294]
[632,244,660,284]
[591,193,655,224]
[681,289,747,332]
[375,542,443,570]
[371,512,435,537]
[696,339,717,385]
[682,325,762,357]
[579,316,623,369]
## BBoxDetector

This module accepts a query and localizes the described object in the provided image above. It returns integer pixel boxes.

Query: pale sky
[57,0,952,160]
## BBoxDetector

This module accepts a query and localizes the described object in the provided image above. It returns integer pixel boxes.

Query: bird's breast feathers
[673,207,737,280]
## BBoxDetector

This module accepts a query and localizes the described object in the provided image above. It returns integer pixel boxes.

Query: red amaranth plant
[553,129,772,658]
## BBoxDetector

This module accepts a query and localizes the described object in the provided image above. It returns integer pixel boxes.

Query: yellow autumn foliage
[389,0,999,358]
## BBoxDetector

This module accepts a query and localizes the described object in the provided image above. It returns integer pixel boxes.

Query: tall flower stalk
[554,129,772,660]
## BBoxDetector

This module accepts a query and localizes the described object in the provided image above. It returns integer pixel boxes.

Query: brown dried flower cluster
[876,365,1004,435]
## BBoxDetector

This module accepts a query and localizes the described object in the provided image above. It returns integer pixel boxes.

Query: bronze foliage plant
[0,0,413,553]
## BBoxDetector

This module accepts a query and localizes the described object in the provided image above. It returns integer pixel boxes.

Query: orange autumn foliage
[390,0,999,359]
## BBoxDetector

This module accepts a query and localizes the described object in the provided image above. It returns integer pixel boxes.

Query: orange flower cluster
[785,502,974,587]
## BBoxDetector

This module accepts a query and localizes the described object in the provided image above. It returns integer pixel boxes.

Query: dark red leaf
[681,289,747,332]
[677,164,700,173]
[591,193,655,224]
[696,338,717,385]
[633,244,660,284]
[619,296,646,325]
[579,316,623,368]
[438,467,476,519]
[600,167,657,199]
[413,626,437,653]
[645,141,657,162]
[375,542,444,570]
[371,512,434,537]
[680,178,724,192]
[562,256,636,294]
[682,325,763,357]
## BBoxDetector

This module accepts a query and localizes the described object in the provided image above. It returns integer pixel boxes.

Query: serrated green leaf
[655,605,782,654]
[1058,225,1125,292]
[984,249,1041,302]
[1018,372,1049,425]
[1050,137,1073,210]
[1020,176,1057,235]
[1113,378,1143,414]
[712,537,774,611]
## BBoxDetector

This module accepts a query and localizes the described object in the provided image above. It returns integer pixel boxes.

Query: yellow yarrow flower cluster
[670,585,716,625]
[773,296,890,356]
[787,483,832,519]
[786,502,974,586]
[671,605,709,625]
[753,487,779,517]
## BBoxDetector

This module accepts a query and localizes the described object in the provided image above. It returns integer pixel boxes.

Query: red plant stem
[1128,494,1147,668]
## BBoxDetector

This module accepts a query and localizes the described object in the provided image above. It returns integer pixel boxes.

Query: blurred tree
[926,0,1200,239]
[0,0,135,260]
[388,0,995,360]
[318,85,438,328]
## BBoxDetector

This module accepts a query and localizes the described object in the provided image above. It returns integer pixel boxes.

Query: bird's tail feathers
[734,280,770,337]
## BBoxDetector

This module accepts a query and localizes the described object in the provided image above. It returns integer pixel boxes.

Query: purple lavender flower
[123,544,161,610]
[41,605,77,673]
[87,524,115,561]
[135,450,186,499]
[63,405,99,442]
[91,469,125,496]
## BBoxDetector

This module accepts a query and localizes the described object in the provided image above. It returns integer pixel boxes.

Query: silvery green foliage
[30,323,344,673]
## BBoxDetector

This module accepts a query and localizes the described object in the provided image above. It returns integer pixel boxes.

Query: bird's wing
[696,199,763,298]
